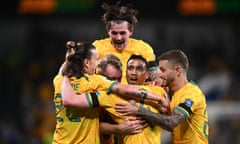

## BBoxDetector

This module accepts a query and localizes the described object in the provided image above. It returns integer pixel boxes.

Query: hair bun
[66,41,76,49]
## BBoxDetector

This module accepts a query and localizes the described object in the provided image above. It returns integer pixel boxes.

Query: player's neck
[171,76,188,92]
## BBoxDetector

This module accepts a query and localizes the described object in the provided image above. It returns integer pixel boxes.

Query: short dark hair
[127,54,149,69]
[157,50,189,71]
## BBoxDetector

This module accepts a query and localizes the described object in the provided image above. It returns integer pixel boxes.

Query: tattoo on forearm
[137,107,185,131]
[125,89,147,99]
[114,87,147,99]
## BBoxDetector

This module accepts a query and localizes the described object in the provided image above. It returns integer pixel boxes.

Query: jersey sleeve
[88,74,117,93]
[85,91,122,109]
[175,98,193,119]
[174,85,205,119]
[92,39,111,60]
[138,40,155,62]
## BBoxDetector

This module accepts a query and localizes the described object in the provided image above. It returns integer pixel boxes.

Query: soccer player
[118,54,169,144]
[115,50,209,144]
[97,54,122,82]
[93,2,158,84]
[52,41,167,144]
[98,54,170,144]
[60,53,169,144]
[97,54,145,144]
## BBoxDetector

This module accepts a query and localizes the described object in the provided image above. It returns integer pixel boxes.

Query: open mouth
[128,77,138,84]
[112,40,125,47]
[113,40,124,44]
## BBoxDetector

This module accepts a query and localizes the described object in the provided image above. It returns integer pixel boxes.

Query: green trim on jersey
[107,81,118,94]
[175,106,190,119]
[85,93,93,108]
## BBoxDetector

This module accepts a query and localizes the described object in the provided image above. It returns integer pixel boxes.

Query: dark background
[0,0,240,143]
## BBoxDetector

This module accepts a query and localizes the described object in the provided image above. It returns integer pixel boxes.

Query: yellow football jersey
[52,73,167,144]
[97,85,168,144]
[170,81,209,144]
[93,38,155,84]
[52,74,115,144]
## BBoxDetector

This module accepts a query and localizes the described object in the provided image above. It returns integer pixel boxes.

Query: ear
[83,59,89,71]
[145,71,151,80]
[129,26,134,36]
[175,65,181,77]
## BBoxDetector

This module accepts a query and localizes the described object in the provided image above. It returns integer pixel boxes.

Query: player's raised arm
[62,75,168,107]
[61,76,97,108]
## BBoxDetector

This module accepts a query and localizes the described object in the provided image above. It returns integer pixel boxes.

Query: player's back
[52,74,115,144]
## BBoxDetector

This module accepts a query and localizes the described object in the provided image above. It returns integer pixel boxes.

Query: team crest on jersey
[184,99,193,108]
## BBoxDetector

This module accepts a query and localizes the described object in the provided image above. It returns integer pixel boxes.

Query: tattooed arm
[137,107,185,131]
[115,101,185,131]
[110,83,168,105]
[61,76,167,108]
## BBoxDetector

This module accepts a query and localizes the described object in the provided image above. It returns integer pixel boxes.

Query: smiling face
[126,58,148,85]
[108,21,133,51]
[158,60,176,87]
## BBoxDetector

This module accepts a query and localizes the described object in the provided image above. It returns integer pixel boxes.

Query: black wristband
[90,92,100,108]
